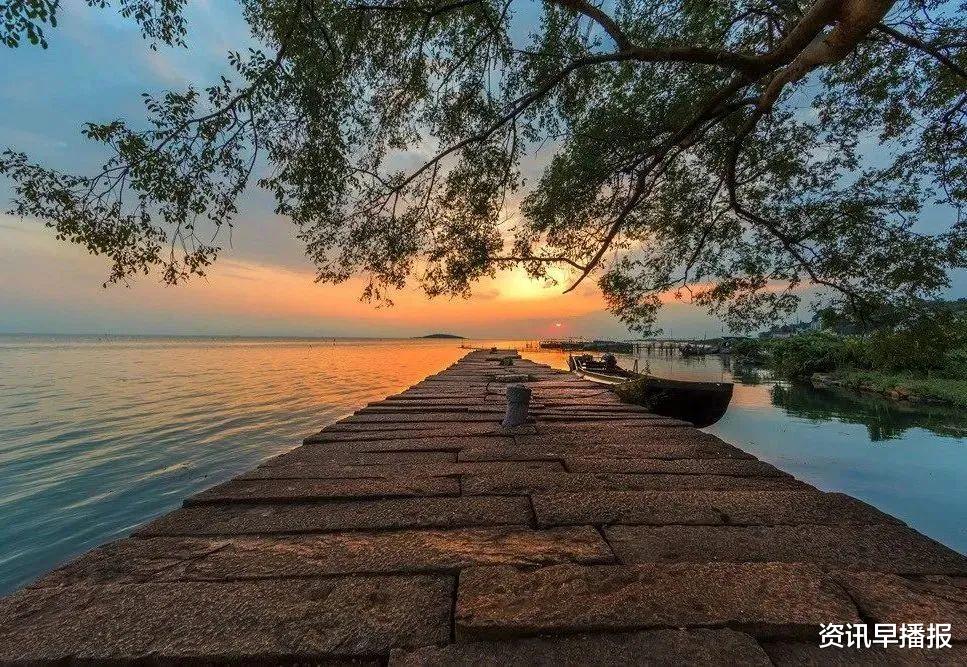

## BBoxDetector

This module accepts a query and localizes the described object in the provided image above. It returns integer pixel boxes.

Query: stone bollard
[502,383,532,428]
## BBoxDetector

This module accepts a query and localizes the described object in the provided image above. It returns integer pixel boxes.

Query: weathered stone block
[532,490,900,527]
[138,496,532,536]
[341,412,509,424]
[187,476,459,505]
[461,471,804,495]
[242,460,564,480]
[517,424,754,459]
[605,524,967,574]
[37,526,613,586]
[259,449,458,468]
[455,563,859,640]
[0,575,451,662]
[535,413,672,421]
[323,418,500,431]
[391,629,772,666]
[567,456,784,477]
[763,641,967,665]
[459,440,754,462]
[292,436,510,458]
[833,572,967,641]
[306,423,536,443]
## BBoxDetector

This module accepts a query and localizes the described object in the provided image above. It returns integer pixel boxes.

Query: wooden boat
[569,354,733,427]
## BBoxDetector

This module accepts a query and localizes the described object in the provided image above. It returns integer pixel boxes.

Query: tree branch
[877,23,967,81]
[724,108,864,309]
[758,0,895,110]
[561,83,757,294]
[350,0,483,17]
[547,0,632,50]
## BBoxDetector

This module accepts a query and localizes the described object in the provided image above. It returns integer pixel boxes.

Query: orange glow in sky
[0,221,633,337]
[1,219,734,338]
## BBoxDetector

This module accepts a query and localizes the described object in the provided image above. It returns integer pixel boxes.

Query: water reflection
[725,361,765,386]
[517,343,967,442]
[771,383,967,442]
[516,344,965,553]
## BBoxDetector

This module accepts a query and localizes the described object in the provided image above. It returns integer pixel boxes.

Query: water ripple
[0,335,466,594]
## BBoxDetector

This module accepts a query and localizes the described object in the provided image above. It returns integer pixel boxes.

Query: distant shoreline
[0,332,476,341]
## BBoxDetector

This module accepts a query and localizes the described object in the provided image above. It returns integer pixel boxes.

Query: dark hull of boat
[571,358,733,427]
[622,376,733,428]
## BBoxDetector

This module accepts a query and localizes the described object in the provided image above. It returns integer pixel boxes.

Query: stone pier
[0,350,964,664]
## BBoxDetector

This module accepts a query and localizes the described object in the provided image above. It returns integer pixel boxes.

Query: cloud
[0,218,623,337]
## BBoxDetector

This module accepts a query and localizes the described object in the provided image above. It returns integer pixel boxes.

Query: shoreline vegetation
[811,371,967,409]
[730,307,967,409]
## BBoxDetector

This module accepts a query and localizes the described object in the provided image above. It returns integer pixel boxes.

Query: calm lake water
[1,335,964,594]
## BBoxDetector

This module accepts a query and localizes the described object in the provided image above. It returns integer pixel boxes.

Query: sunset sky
[1,2,962,339]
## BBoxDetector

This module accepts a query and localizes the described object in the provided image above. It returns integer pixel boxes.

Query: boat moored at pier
[569,353,733,427]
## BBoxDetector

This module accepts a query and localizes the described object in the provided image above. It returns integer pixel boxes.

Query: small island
[419,333,466,339]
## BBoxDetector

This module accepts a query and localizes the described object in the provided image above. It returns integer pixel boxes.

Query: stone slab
[341,412,512,424]
[455,563,859,641]
[763,641,967,665]
[390,629,772,666]
[533,414,674,422]
[567,456,785,477]
[459,441,755,462]
[527,388,615,398]
[360,405,486,414]
[605,524,967,574]
[528,386,608,393]
[37,527,613,586]
[391,391,487,399]
[461,471,804,495]
[413,381,491,388]
[834,572,967,641]
[467,405,536,413]
[137,496,532,536]
[286,436,511,460]
[532,490,900,527]
[525,410,659,417]
[302,440,486,454]
[242,460,564,480]
[523,401,651,410]
[326,416,504,429]
[373,398,485,406]
[517,424,754,458]
[267,450,458,465]
[538,415,690,425]
[306,423,536,443]
[0,575,452,662]
[187,476,459,505]
[537,400,628,409]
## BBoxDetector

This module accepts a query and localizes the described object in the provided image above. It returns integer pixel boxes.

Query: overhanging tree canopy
[2,0,965,331]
